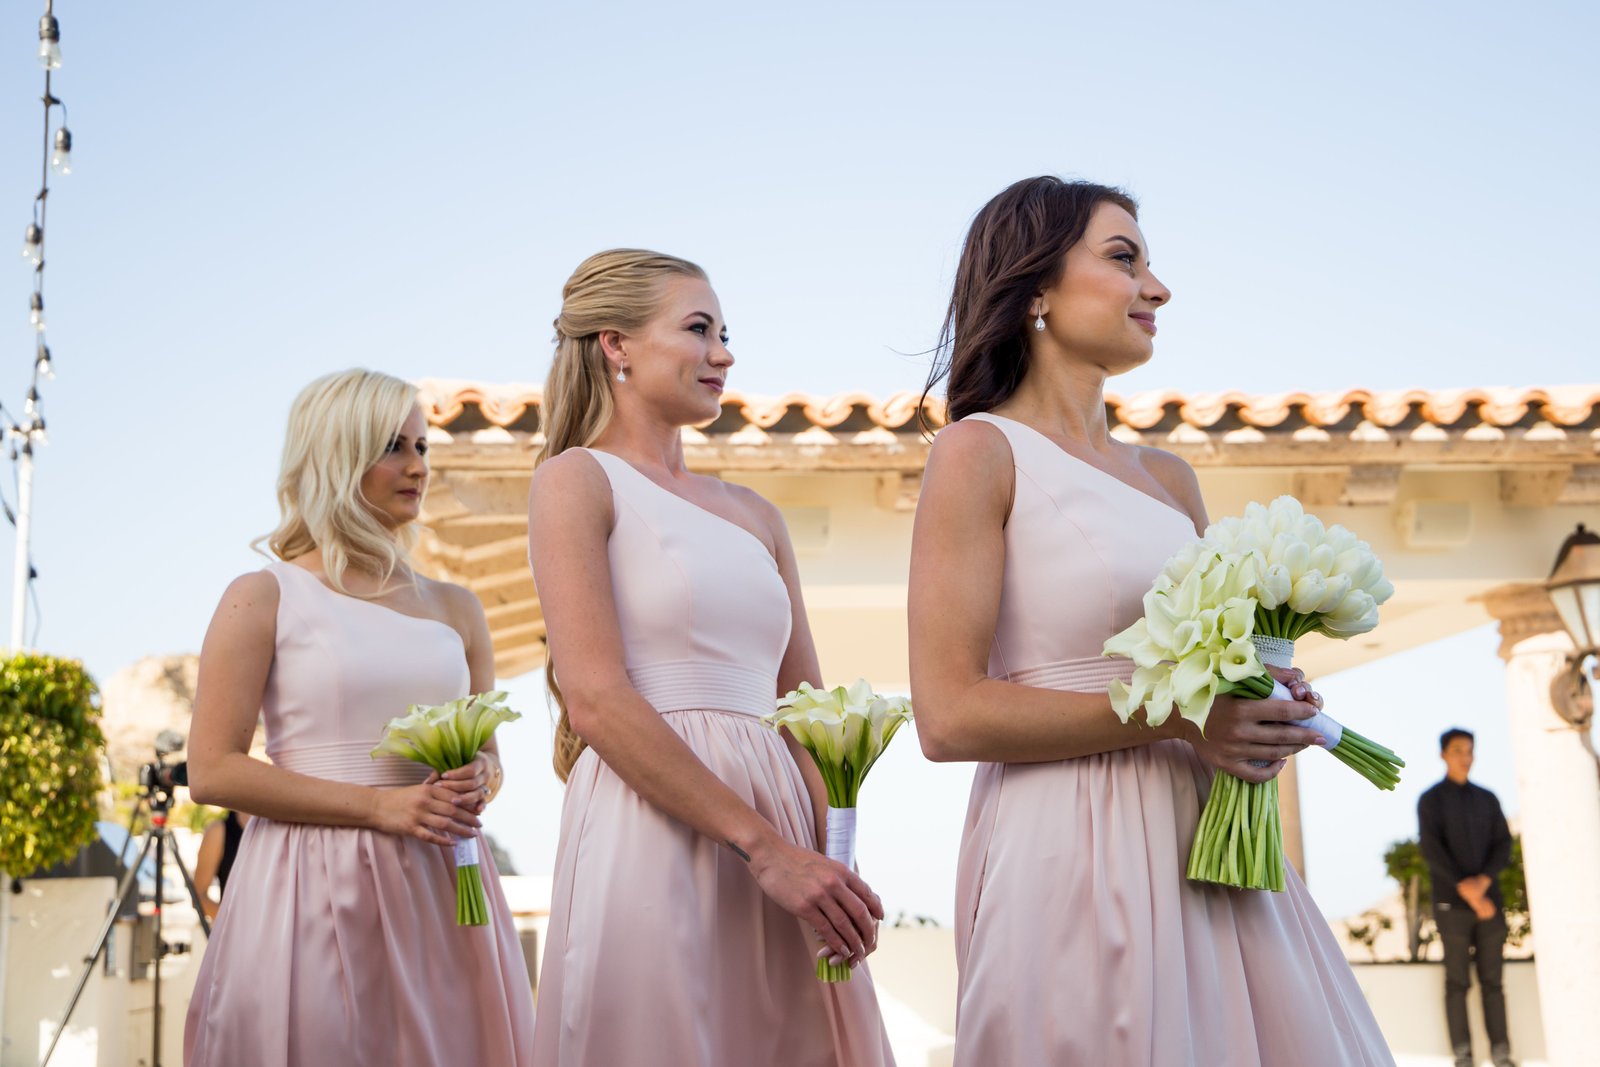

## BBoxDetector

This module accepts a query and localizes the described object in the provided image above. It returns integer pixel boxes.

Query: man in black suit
[1418,727,1515,1067]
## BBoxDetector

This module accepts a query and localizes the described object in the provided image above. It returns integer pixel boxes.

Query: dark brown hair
[923,176,1138,426]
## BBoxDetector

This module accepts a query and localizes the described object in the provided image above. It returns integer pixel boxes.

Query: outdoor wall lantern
[1546,522,1600,729]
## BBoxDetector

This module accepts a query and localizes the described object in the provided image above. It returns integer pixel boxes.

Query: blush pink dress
[529,448,895,1067]
[184,561,536,1066]
[951,414,1393,1067]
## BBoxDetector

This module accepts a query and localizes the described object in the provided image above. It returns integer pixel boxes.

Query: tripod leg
[39,829,158,1067]
[153,828,164,1067]
[162,827,212,938]
[111,801,144,873]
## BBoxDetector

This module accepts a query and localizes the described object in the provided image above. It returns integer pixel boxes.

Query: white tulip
[1288,572,1330,615]
[1278,539,1312,579]
[1315,573,1355,614]
[1320,590,1380,637]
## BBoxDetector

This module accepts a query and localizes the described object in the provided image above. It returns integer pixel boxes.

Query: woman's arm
[909,422,1321,778]
[748,490,831,852]
[432,584,505,813]
[185,571,482,846]
[192,820,224,919]
[529,452,881,964]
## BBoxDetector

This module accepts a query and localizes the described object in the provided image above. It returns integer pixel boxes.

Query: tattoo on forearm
[726,841,751,863]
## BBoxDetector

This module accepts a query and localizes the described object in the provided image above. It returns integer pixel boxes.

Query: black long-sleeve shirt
[1417,777,1512,909]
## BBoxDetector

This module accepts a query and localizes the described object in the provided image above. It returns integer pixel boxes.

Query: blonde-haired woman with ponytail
[184,369,535,1066]
[528,250,894,1066]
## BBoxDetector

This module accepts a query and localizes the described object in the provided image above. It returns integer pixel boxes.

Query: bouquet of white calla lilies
[765,679,912,982]
[371,691,521,925]
[1104,496,1403,891]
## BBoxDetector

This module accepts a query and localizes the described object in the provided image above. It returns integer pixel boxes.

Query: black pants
[1436,903,1509,1057]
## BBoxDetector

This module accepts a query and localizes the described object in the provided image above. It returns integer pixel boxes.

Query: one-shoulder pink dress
[184,561,536,1066]
[951,414,1392,1067]
[529,448,895,1067]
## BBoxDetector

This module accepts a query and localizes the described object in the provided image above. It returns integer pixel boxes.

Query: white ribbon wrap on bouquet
[825,807,857,871]
[1251,636,1344,750]
[453,836,479,867]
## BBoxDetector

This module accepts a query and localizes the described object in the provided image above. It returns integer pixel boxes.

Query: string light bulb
[22,223,42,265]
[51,128,72,175]
[29,292,45,332]
[23,387,38,419]
[37,13,61,71]
[36,344,54,380]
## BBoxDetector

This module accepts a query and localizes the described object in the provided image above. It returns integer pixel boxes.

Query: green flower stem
[1187,770,1285,892]
[816,957,853,982]
[457,863,488,926]
[1329,728,1404,790]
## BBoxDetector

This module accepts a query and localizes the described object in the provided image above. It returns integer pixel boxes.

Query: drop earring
[1034,315,1046,332]
[616,366,627,382]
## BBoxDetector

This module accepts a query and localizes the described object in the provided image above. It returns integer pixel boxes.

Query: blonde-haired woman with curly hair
[527,250,894,1066]
[184,369,535,1066]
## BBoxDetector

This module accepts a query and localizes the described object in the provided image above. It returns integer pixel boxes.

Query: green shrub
[0,652,106,876]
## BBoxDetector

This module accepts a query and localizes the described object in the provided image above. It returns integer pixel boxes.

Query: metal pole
[151,808,165,1067]
[0,441,29,1048]
[10,441,34,649]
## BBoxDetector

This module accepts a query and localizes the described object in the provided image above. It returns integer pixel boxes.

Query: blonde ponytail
[539,249,707,781]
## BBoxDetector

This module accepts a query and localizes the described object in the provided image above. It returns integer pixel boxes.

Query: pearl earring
[1034,315,1046,332]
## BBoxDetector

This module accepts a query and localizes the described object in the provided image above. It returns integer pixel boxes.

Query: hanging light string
[8,1,71,641]
[17,0,69,449]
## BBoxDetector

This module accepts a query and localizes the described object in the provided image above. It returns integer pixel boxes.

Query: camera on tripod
[137,729,189,796]
[41,726,213,1067]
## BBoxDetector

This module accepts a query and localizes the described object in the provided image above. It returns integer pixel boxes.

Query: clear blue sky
[3,1,1595,920]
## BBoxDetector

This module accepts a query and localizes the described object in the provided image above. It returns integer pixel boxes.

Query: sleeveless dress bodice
[263,561,470,783]
[581,447,792,716]
[971,412,1197,689]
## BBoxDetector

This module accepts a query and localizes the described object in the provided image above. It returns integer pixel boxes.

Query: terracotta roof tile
[416,381,1600,437]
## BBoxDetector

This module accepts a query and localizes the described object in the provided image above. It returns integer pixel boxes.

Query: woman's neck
[995,355,1113,446]
[590,406,691,476]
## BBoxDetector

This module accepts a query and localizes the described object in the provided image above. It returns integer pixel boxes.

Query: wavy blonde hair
[256,368,420,595]
[540,249,708,781]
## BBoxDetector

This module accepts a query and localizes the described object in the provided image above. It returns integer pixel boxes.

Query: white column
[1483,584,1600,1067]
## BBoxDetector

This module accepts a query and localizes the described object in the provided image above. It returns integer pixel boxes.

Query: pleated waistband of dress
[1004,657,1134,693]
[271,740,433,787]
[627,660,777,718]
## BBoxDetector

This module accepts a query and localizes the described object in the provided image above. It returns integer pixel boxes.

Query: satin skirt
[530,708,895,1067]
[184,818,535,1066]
[954,736,1395,1067]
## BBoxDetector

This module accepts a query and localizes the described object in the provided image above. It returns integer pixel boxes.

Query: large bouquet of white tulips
[765,680,913,981]
[1104,496,1402,891]
[371,691,521,925]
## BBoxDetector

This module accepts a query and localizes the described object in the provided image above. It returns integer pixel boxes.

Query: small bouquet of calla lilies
[765,679,912,981]
[371,690,521,925]
[1104,496,1402,891]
